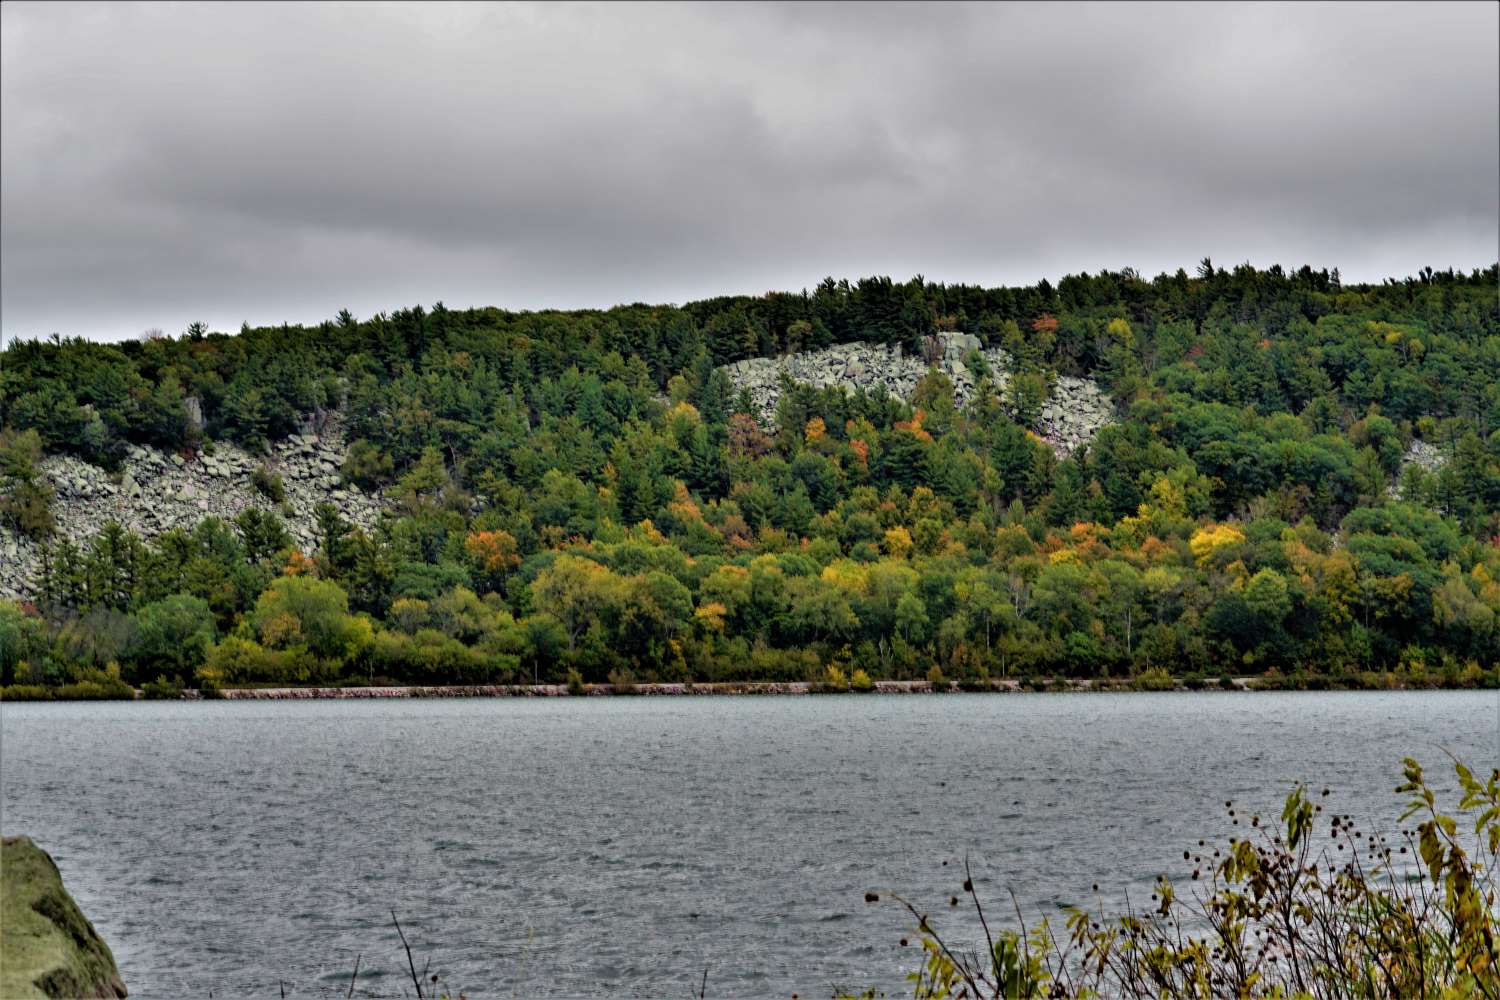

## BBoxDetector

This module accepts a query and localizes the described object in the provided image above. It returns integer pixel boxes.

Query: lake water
[1,692,1495,998]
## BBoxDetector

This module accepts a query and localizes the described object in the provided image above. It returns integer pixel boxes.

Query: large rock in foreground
[0,836,126,999]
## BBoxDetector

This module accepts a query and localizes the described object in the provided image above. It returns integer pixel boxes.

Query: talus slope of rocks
[716,332,1115,454]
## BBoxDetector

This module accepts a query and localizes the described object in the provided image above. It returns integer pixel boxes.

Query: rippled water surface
[2,692,1495,998]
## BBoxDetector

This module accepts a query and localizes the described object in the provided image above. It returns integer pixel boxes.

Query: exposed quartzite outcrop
[1390,438,1451,500]
[0,339,1117,599]
[0,416,385,600]
[717,332,1115,455]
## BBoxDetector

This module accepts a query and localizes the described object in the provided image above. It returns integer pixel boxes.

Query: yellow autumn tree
[883,526,914,559]
[1190,523,1246,566]
[667,481,704,525]
[694,601,728,633]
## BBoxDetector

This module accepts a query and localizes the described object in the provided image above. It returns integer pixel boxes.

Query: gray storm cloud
[1,1,1495,341]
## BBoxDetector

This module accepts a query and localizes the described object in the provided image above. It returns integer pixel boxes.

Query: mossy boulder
[1,836,126,999]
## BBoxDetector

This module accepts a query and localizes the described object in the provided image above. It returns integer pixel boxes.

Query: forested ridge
[1,261,1497,695]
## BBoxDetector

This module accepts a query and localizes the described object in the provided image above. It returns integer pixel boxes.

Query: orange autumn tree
[283,550,317,577]
[894,409,933,443]
[465,530,519,592]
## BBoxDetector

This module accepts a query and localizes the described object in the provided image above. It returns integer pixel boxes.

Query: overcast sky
[2,2,1496,342]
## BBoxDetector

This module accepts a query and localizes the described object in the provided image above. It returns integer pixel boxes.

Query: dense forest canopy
[2,261,1497,693]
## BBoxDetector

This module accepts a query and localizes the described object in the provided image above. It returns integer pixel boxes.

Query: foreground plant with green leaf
[854,757,1498,999]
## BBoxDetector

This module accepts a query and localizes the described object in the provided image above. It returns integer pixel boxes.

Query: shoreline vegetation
[3,265,1497,704]
[842,756,1499,1000]
[1,668,1494,701]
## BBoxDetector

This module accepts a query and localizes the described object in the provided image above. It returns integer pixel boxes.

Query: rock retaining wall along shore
[205,680,1024,698]
[199,678,1260,698]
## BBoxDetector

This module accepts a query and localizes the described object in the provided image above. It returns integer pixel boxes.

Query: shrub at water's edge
[0,666,136,701]
[847,756,1499,999]
[314,755,1497,999]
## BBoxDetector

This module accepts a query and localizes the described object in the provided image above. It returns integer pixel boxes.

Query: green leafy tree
[129,594,216,681]
[251,576,370,663]
[0,428,54,538]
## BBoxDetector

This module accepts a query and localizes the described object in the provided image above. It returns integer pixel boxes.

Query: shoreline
[193,676,1427,699]
[7,676,1493,703]
[209,679,1033,699]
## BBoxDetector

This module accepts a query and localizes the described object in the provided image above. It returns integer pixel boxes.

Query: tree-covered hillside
[2,262,1497,692]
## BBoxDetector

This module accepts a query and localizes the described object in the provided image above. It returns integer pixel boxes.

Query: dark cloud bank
[2,1,1495,341]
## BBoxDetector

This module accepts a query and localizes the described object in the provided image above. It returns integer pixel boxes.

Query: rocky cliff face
[1390,438,1451,500]
[0,417,385,600]
[717,332,1115,454]
[1,340,1116,599]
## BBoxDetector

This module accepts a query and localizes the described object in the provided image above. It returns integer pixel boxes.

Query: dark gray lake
[2,692,1495,999]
